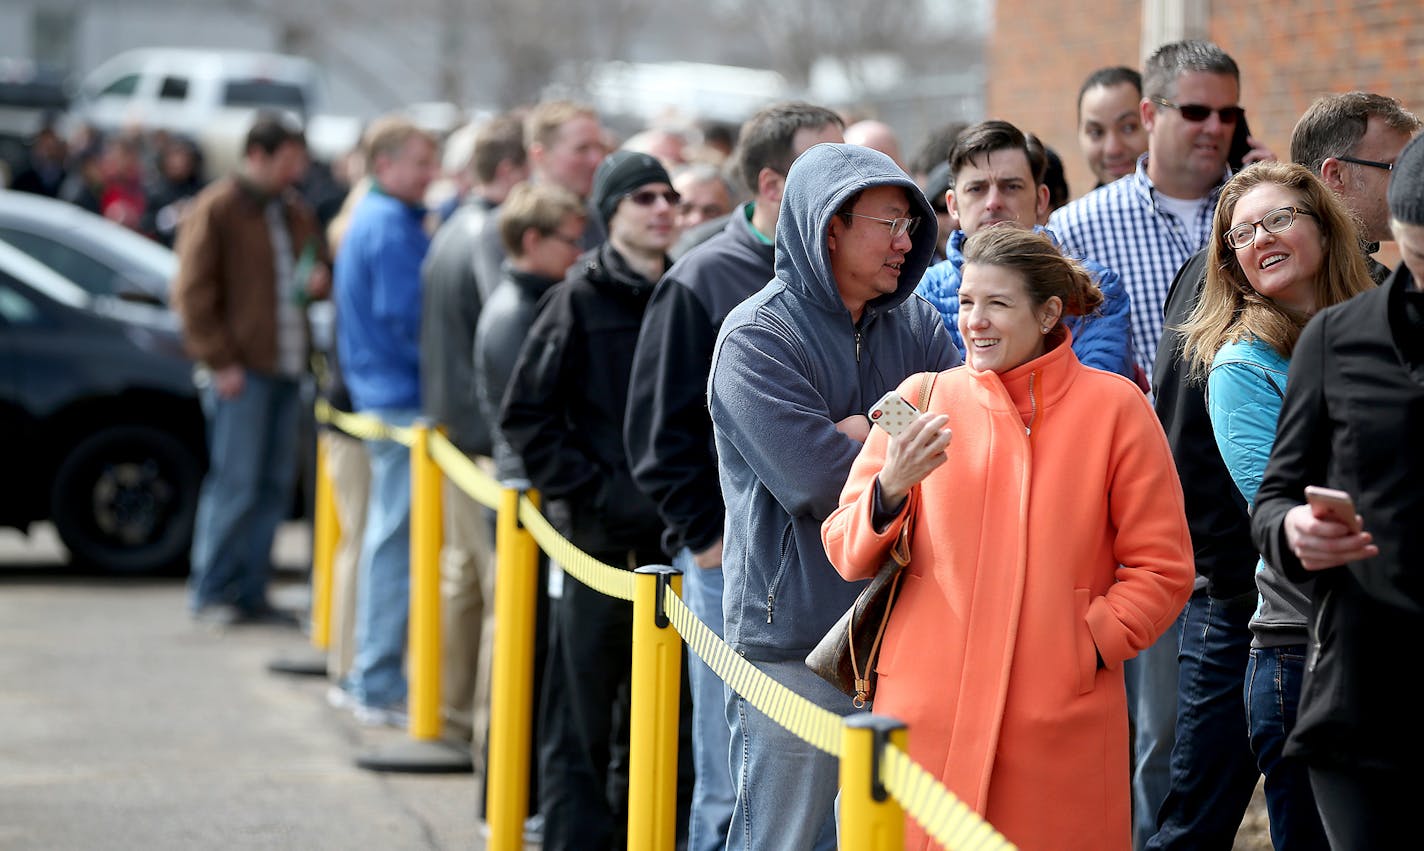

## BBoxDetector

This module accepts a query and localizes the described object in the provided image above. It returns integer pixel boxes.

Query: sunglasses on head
[1151,97,1245,124]
[626,188,681,207]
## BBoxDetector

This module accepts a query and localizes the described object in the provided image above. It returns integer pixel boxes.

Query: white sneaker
[353,702,409,729]
[326,685,358,712]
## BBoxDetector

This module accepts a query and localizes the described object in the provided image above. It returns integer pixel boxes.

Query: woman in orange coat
[822,227,1193,850]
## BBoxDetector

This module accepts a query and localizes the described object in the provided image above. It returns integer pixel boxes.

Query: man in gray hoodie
[708,143,959,850]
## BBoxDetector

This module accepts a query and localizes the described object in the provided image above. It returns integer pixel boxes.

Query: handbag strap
[915,370,936,412]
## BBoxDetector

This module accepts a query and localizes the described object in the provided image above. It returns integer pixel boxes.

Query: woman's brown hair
[1179,161,1374,379]
[961,226,1104,322]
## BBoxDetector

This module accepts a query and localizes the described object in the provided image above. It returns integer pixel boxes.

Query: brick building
[986,0,1424,203]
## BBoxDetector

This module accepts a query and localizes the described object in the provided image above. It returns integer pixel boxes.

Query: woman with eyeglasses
[1178,161,1374,849]
[822,227,1193,851]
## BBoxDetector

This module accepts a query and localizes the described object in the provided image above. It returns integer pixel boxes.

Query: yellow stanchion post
[628,564,683,851]
[310,433,338,651]
[486,483,541,851]
[407,420,443,741]
[840,714,908,850]
[355,419,471,773]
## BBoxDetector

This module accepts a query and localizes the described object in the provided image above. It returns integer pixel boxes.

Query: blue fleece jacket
[708,143,960,661]
[916,227,1136,377]
[335,189,429,411]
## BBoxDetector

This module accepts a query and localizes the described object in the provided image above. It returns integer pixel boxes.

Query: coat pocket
[1074,588,1098,696]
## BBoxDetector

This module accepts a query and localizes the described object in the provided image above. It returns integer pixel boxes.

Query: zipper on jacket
[1024,371,1038,435]
[1308,586,1331,673]
[854,329,862,363]
[767,522,795,623]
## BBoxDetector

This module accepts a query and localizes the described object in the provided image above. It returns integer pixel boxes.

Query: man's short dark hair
[472,114,527,184]
[1290,91,1423,176]
[732,101,844,195]
[1142,40,1239,101]
[947,120,1045,188]
[1077,66,1142,115]
[245,111,305,157]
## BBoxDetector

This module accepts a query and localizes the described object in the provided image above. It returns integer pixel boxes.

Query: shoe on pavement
[354,701,409,729]
[192,604,244,629]
[237,602,302,628]
[326,685,359,712]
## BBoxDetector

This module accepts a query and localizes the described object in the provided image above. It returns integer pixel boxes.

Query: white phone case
[868,390,919,436]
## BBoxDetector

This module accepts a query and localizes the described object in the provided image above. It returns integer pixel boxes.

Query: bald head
[844,120,904,170]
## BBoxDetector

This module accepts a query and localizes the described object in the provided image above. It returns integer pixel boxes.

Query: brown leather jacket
[173,175,323,373]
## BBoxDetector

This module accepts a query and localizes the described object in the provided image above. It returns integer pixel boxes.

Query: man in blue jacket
[916,119,1134,378]
[332,116,438,725]
[708,143,959,851]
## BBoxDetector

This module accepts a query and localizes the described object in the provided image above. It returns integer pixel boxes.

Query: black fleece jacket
[500,242,667,557]
[624,211,776,557]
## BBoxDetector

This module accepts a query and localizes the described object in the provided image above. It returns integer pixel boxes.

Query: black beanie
[1388,133,1424,227]
[592,151,671,227]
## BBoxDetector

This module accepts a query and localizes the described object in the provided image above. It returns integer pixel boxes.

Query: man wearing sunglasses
[1050,39,1267,850]
[1147,90,1419,851]
[500,151,686,851]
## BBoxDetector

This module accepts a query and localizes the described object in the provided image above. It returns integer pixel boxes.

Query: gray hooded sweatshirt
[708,143,960,662]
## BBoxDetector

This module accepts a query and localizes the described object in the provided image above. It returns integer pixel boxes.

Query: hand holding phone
[1304,486,1362,534]
[868,390,920,436]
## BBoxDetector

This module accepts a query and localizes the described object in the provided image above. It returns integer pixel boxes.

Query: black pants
[1308,763,1412,851]
[537,551,693,851]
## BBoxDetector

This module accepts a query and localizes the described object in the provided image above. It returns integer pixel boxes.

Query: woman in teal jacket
[1179,161,1373,850]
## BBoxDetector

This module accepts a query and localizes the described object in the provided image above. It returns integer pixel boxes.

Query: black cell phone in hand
[1228,113,1253,173]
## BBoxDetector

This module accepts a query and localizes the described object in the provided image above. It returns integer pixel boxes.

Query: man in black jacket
[499,151,681,851]
[1147,91,1417,850]
[621,101,842,851]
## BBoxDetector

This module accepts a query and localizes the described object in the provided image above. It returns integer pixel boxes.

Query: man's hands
[877,413,951,508]
[835,414,871,443]
[1241,137,1278,167]
[1283,503,1378,571]
[212,364,246,399]
[692,538,723,569]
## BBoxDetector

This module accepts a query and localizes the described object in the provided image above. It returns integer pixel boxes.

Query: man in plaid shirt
[1049,39,1271,850]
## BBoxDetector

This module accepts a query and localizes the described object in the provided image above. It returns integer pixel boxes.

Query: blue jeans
[726,657,853,851]
[676,548,734,851]
[1146,589,1259,850]
[1124,605,1181,849]
[1246,646,1328,851]
[189,372,299,612]
[345,407,418,708]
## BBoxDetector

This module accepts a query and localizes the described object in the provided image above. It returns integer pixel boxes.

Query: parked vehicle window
[0,229,120,296]
[158,76,189,101]
[0,276,40,324]
[98,73,141,97]
[223,79,306,113]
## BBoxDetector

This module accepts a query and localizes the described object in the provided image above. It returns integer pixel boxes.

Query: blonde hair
[498,182,587,257]
[362,115,435,164]
[1180,161,1374,379]
[523,100,597,151]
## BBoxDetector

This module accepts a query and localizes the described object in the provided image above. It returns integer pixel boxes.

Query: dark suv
[0,240,203,572]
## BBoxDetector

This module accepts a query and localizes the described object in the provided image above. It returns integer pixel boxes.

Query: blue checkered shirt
[1049,155,1227,375]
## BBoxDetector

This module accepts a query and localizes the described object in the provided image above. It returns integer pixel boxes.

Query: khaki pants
[323,431,370,684]
[440,472,495,759]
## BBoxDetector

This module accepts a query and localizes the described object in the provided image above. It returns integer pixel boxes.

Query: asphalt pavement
[0,523,485,851]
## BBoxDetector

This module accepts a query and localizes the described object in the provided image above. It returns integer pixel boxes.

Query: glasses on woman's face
[845,212,920,239]
[1224,205,1317,251]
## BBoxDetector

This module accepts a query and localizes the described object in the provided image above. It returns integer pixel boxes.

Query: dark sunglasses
[1151,97,1245,124]
[626,188,681,207]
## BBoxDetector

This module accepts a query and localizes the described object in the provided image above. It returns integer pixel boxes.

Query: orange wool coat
[822,340,1193,851]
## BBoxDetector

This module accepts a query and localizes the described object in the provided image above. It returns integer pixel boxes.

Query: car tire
[50,424,201,574]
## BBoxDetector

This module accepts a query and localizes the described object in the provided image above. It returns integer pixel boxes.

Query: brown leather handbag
[806,372,934,708]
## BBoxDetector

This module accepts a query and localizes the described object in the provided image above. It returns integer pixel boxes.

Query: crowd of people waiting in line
[10,36,1420,851]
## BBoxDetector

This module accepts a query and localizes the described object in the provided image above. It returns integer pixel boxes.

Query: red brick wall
[985,0,1143,200]
[986,0,1424,205]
